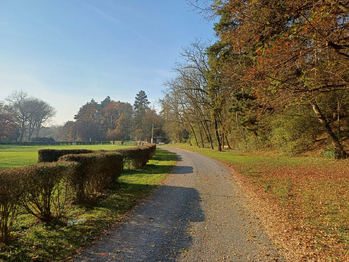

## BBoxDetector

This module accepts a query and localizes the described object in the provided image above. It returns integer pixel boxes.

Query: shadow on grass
[151,148,178,162]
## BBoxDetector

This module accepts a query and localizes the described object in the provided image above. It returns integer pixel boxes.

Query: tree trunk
[198,123,205,148]
[214,118,222,151]
[310,100,347,159]
[189,123,199,147]
[201,121,214,149]
[35,121,41,138]
[236,112,247,149]
[225,134,232,149]
[28,127,34,141]
[337,97,341,137]
[207,122,214,149]
[20,119,26,142]
[200,122,209,145]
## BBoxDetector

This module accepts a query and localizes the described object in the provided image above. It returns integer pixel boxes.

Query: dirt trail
[73,147,284,261]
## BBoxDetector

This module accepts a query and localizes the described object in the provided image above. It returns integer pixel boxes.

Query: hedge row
[59,152,123,203]
[39,144,157,170]
[144,143,156,158]
[0,144,156,243]
[115,143,156,169]
[38,149,94,162]
[114,147,148,169]
[0,161,79,243]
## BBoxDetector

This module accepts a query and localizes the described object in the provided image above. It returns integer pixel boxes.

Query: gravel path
[73,147,284,261]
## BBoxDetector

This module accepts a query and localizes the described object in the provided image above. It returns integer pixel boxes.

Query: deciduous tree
[206,0,349,158]
[0,102,17,141]
[6,91,56,142]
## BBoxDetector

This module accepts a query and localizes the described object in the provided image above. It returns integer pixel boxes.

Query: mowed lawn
[0,147,177,261]
[0,144,134,169]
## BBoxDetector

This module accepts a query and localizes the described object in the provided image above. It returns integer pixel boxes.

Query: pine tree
[134,90,150,111]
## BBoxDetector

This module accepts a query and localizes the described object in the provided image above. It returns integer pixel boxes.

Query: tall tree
[207,0,349,158]
[161,41,227,150]
[103,101,133,140]
[26,98,56,140]
[0,101,18,141]
[100,96,112,109]
[6,91,56,141]
[134,90,150,111]
[74,102,101,141]
[60,121,76,141]
[132,91,150,141]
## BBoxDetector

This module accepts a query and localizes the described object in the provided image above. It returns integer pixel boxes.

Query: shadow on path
[74,184,204,261]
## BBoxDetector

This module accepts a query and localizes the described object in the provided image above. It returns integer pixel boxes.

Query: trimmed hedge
[0,161,78,243]
[58,152,123,203]
[96,144,155,170]
[144,143,156,158]
[114,147,147,169]
[22,161,79,222]
[38,149,94,163]
[0,169,27,243]
[1,144,157,243]
[139,147,151,167]
[37,145,156,168]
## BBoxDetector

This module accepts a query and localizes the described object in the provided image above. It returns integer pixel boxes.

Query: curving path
[73,147,283,261]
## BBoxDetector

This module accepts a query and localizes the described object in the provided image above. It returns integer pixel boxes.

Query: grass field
[0,144,134,169]
[3,143,349,260]
[0,147,177,261]
[165,143,349,260]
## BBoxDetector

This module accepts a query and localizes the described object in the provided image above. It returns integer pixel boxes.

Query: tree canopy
[161,0,349,158]
[5,91,56,142]
[134,90,151,111]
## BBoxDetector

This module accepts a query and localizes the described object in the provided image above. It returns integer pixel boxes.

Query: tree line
[0,91,55,142]
[58,91,166,142]
[1,90,166,143]
[161,0,349,158]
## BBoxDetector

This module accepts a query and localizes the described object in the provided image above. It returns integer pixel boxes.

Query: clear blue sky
[0,0,216,125]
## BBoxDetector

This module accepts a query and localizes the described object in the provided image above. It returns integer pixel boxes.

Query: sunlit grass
[0,144,134,169]
[0,148,177,261]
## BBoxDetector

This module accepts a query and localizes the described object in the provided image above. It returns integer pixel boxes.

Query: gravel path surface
[73,147,284,261]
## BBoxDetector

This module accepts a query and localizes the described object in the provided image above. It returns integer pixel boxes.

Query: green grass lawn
[0,148,177,261]
[0,144,134,169]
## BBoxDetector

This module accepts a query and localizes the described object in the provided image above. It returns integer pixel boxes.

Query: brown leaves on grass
[225,160,349,261]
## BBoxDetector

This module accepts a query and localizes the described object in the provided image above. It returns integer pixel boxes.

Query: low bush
[321,146,337,159]
[139,147,151,166]
[114,148,140,169]
[0,162,79,243]
[114,145,155,169]
[59,152,123,203]
[144,143,156,158]
[269,106,321,155]
[22,161,79,223]
[0,169,27,243]
[38,149,94,163]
